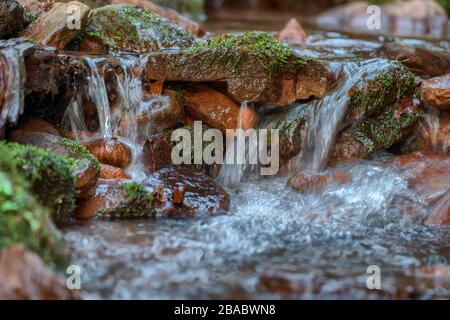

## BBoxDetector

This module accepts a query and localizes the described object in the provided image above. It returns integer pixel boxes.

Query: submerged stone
[23,1,91,50]
[146,32,329,105]
[288,169,350,193]
[81,4,195,53]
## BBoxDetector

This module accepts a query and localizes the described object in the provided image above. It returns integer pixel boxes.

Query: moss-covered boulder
[146,32,329,105]
[346,60,417,122]
[81,4,195,53]
[0,151,67,268]
[332,98,424,161]
[75,180,155,220]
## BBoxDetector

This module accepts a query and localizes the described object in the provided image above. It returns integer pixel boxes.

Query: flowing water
[62,32,450,299]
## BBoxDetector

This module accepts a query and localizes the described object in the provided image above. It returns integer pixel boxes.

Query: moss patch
[59,138,101,172]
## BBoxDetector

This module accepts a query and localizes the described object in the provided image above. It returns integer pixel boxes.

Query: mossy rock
[0,142,80,222]
[146,32,329,105]
[261,103,311,161]
[334,99,424,160]
[0,152,67,269]
[346,61,417,122]
[83,4,195,52]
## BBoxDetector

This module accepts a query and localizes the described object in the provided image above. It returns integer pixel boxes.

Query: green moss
[0,142,77,222]
[84,4,194,52]
[121,182,154,204]
[191,32,305,76]
[348,63,417,121]
[0,152,68,268]
[59,138,101,172]
[350,102,424,156]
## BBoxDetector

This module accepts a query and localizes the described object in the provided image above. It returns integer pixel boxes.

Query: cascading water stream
[422,105,449,152]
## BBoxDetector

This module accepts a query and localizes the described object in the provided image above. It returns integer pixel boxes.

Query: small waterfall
[0,40,34,128]
[422,106,449,153]
[217,102,257,188]
[294,59,396,171]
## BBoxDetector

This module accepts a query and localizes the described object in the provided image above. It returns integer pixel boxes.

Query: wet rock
[277,18,306,44]
[288,169,350,193]
[81,4,195,53]
[315,0,449,39]
[333,98,424,162]
[142,132,172,173]
[392,151,450,205]
[421,74,450,111]
[18,118,60,136]
[99,164,130,180]
[0,0,26,39]
[261,103,310,161]
[0,156,67,266]
[144,166,230,216]
[346,61,417,122]
[75,180,155,220]
[184,83,252,132]
[110,0,204,36]
[119,89,183,140]
[376,43,450,78]
[0,245,77,300]
[23,1,91,50]
[424,191,450,225]
[18,0,53,15]
[146,32,329,105]
[84,138,132,169]
[417,110,450,152]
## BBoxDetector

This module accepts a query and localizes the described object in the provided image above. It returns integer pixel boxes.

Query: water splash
[422,106,450,153]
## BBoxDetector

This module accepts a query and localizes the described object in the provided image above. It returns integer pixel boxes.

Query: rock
[315,0,448,39]
[184,83,253,132]
[17,0,53,15]
[421,74,450,110]
[10,130,100,187]
[146,32,329,106]
[417,110,450,152]
[0,0,26,39]
[346,61,417,123]
[84,138,132,169]
[119,89,183,140]
[23,1,91,50]
[151,0,204,22]
[144,166,230,216]
[261,102,310,161]
[142,132,172,173]
[0,245,77,300]
[75,180,155,220]
[81,4,195,53]
[424,191,450,225]
[376,43,450,78]
[392,151,450,204]
[99,163,130,180]
[18,118,60,135]
[333,98,423,162]
[0,156,67,266]
[277,18,306,44]
[288,169,350,193]
[110,0,204,36]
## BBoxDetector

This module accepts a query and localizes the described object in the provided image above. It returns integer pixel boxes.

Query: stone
[84,138,132,169]
[421,74,450,110]
[99,163,130,180]
[288,169,350,193]
[23,1,91,50]
[424,191,450,225]
[0,245,77,300]
[0,0,26,39]
[18,118,60,136]
[146,32,329,105]
[81,4,195,53]
[277,18,306,44]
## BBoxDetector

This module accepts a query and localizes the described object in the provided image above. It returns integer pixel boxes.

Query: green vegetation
[0,142,77,222]
[84,4,194,52]
[59,138,101,172]
[0,150,67,268]
[191,32,305,76]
